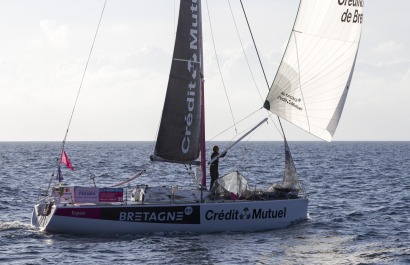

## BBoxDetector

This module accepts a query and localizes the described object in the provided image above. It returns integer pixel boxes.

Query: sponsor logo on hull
[56,205,200,224]
[55,205,290,225]
[117,206,199,224]
[205,207,287,221]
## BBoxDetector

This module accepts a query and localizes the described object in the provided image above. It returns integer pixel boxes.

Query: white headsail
[264,0,364,141]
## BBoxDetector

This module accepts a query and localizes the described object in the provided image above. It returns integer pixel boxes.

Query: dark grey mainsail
[151,0,203,164]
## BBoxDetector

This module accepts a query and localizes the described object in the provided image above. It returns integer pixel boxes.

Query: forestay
[264,0,364,141]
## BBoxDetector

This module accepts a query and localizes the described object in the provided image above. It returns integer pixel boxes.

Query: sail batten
[264,0,363,141]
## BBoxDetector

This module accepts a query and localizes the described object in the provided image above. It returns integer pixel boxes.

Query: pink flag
[61,150,74,171]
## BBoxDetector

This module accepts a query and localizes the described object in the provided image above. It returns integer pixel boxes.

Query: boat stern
[31,202,56,231]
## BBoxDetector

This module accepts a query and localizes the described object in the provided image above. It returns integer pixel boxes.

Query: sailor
[209,145,226,189]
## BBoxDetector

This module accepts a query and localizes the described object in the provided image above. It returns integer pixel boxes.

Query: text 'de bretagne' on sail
[264,0,364,141]
[151,0,203,164]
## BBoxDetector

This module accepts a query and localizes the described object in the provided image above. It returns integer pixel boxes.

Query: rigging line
[239,0,286,139]
[207,107,262,142]
[239,0,269,89]
[229,130,251,171]
[227,0,263,103]
[174,0,177,38]
[294,33,310,133]
[205,0,237,133]
[60,0,108,153]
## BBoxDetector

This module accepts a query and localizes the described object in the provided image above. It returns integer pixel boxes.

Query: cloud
[371,40,404,54]
[40,20,69,49]
[399,67,410,94]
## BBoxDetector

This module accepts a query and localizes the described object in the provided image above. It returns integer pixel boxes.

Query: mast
[199,0,206,188]
[200,78,206,191]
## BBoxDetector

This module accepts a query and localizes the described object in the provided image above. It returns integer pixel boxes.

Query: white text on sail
[181,0,199,155]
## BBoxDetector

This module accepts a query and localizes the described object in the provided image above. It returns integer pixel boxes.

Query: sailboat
[31,0,363,234]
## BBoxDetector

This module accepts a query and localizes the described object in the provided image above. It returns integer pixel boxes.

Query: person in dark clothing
[209,145,226,189]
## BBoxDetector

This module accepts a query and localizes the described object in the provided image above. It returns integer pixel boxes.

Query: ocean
[0,141,409,264]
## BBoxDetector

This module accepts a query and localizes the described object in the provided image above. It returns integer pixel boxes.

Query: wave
[0,221,33,232]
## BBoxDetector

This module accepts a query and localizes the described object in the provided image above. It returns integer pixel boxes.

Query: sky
[0,0,409,142]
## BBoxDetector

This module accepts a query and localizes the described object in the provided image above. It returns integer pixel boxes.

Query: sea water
[0,141,409,264]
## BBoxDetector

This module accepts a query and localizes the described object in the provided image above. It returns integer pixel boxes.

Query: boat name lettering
[119,211,184,222]
[182,0,199,154]
[205,207,287,221]
[78,191,96,196]
[278,92,303,111]
[71,211,86,216]
[338,0,363,24]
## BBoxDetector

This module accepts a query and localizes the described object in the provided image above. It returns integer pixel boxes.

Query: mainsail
[264,0,364,141]
[151,0,203,164]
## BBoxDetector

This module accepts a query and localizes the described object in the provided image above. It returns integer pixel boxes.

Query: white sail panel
[264,0,363,141]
